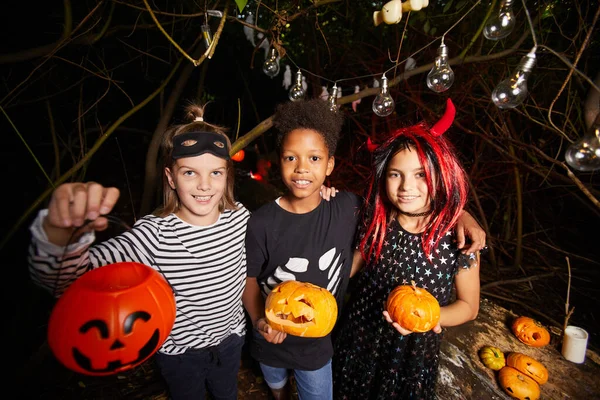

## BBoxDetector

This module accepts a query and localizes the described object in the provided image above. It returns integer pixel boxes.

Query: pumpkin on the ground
[265,280,337,338]
[48,262,176,376]
[479,345,505,370]
[386,280,440,332]
[511,316,550,347]
[498,366,540,400]
[506,352,549,385]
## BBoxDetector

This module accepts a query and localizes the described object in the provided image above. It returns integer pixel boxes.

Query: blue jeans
[260,359,333,400]
[155,333,244,400]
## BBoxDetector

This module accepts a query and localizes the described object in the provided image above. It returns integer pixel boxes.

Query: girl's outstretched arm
[438,258,481,328]
[43,182,120,246]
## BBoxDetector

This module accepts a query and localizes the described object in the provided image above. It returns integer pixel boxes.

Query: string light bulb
[201,24,213,49]
[492,48,536,109]
[565,123,600,172]
[426,40,455,93]
[328,84,340,112]
[372,74,395,117]
[484,0,516,40]
[263,48,280,78]
[288,70,306,101]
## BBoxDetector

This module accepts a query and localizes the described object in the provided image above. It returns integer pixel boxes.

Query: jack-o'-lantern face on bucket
[265,280,337,338]
[48,262,176,376]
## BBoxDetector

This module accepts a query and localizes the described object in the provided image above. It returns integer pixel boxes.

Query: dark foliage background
[2,0,599,394]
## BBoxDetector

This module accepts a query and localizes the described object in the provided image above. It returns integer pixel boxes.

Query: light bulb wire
[520,0,537,48]
[281,0,482,88]
[543,3,600,143]
[381,0,480,79]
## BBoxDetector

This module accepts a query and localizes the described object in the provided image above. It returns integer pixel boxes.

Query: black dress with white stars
[332,219,475,400]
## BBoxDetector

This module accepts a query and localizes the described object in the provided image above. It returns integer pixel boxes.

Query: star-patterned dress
[332,219,474,400]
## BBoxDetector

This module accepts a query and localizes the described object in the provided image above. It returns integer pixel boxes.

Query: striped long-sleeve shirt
[28,203,250,355]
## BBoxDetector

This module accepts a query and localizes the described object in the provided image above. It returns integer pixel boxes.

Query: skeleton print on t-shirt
[263,247,344,297]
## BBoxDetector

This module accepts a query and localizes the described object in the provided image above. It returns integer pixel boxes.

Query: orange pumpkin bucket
[48,262,176,376]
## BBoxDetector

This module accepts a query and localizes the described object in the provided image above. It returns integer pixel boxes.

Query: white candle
[562,325,589,364]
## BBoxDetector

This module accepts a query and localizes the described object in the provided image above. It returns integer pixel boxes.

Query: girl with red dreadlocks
[332,99,482,400]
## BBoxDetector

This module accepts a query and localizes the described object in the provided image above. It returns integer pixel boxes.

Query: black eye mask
[172,131,230,160]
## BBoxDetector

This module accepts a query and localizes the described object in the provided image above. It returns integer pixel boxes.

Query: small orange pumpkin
[231,149,245,162]
[265,280,337,338]
[479,345,506,370]
[511,316,550,347]
[498,366,540,400]
[506,352,548,385]
[386,281,440,332]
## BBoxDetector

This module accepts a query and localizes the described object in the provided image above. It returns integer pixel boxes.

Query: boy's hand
[455,211,486,254]
[320,185,339,201]
[43,182,120,246]
[256,318,287,344]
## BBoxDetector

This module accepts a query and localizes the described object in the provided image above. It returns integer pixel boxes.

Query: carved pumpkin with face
[498,366,541,400]
[506,352,549,385]
[511,316,550,347]
[265,280,337,338]
[48,262,176,376]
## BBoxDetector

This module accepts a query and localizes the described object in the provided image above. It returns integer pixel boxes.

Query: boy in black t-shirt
[242,99,484,400]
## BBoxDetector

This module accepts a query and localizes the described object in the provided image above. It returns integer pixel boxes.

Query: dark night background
[2,0,599,397]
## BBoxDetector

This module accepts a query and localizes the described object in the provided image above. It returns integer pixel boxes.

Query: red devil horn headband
[430,98,456,137]
[366,98,456,152]
[366,137,378,152]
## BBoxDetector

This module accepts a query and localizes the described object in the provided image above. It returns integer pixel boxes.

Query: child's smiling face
[386,147,432,216]
[280,128,335,208]
[165,153,228,226]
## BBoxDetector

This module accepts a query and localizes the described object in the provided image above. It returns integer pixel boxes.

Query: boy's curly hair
[273,98,344,156]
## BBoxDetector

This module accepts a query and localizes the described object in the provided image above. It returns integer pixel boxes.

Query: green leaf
[234,0,248,13]
[424,19,431,34]
[443,0,454,13]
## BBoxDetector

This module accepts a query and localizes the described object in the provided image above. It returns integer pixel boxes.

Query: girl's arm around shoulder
[439,258,481,328]
[320,187,363,208]
[350,249,365,278]
[455,211,486,254]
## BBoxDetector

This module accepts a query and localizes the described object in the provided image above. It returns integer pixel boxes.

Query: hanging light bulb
[201,24,213,49]
[263,48,280,78]
[492,48,536,109]
[288,70,306,101]
[427,40,454,93]
[484,0,516,40]
[565,123,600,172]
[372,74,395,117]
[328,84,339,112]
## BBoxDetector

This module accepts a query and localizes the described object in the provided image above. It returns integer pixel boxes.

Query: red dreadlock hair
[358,101,468,263]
